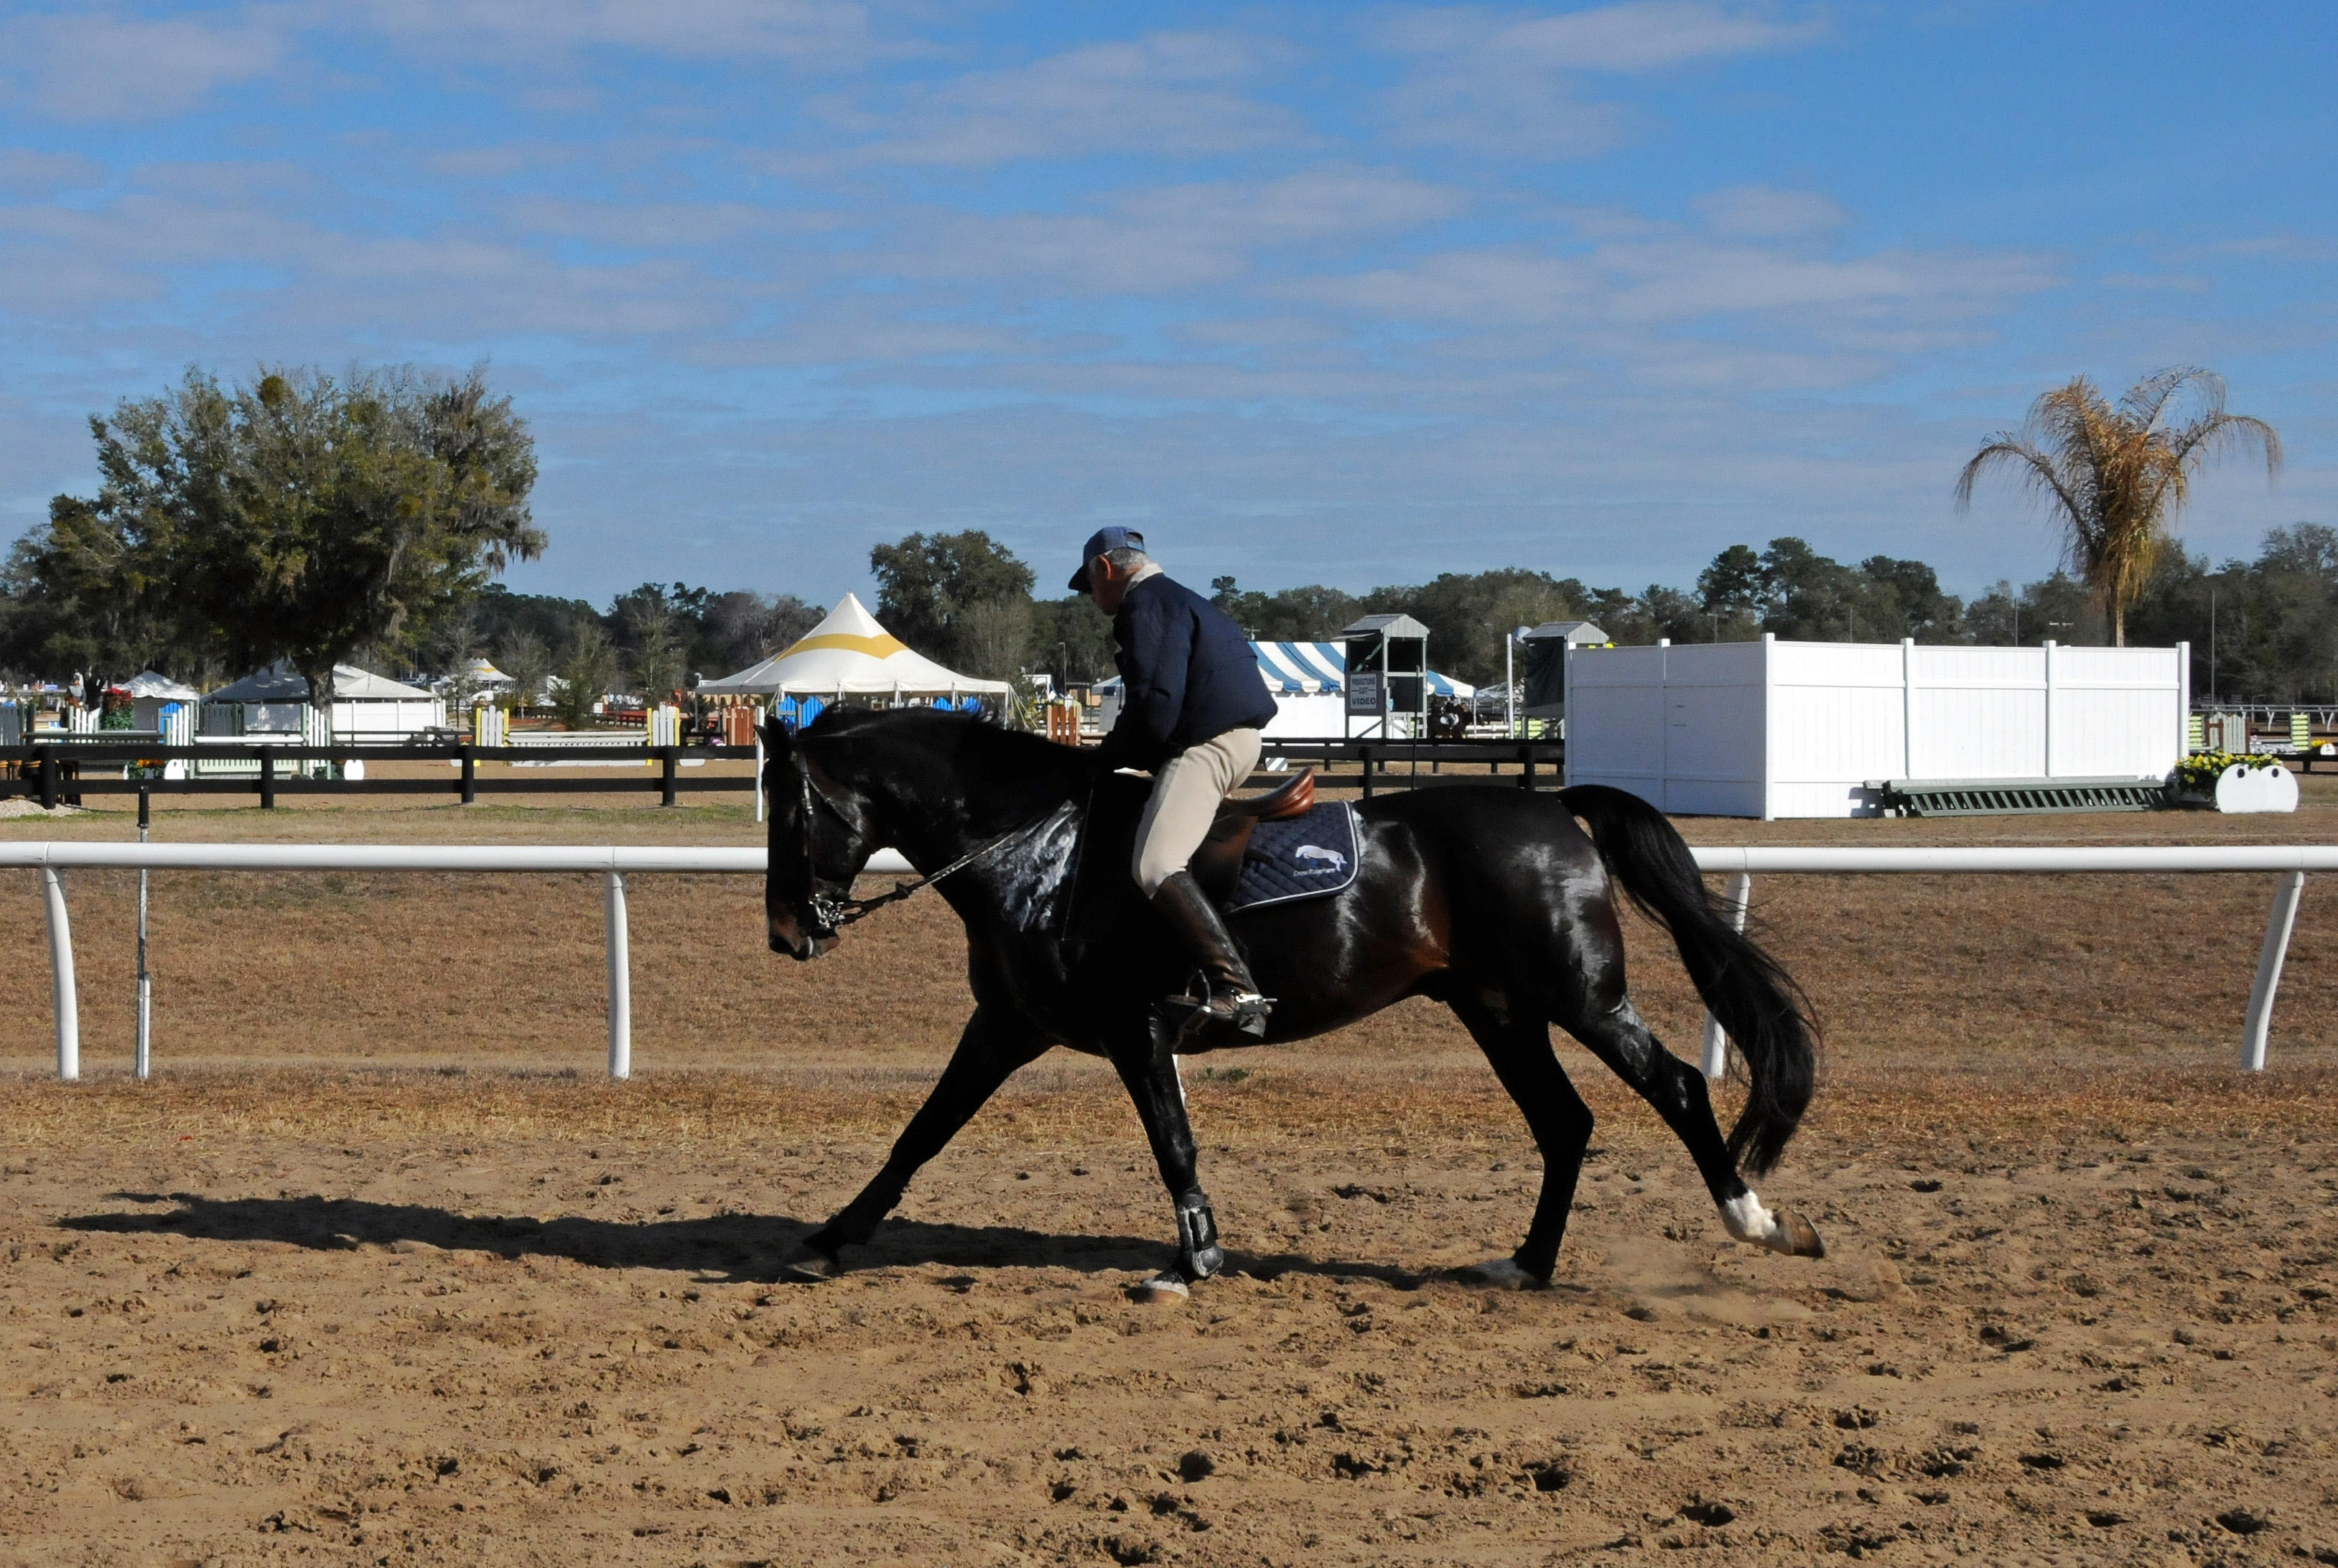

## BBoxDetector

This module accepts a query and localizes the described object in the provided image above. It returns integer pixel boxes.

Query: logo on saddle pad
[1227,801,1360,913]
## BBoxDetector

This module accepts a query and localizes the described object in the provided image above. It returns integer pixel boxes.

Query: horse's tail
[1556,784,1817,1175]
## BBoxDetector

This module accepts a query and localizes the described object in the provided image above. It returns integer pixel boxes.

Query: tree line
[868,526,2338,706]
[4,361,2323,711]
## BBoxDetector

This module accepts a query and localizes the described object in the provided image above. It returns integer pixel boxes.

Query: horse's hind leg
[784,1005,1050,1280]
[1450,1002,1594,1287]
[1563,1000,1822,1259]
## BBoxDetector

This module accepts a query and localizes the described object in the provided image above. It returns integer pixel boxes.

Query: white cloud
[1374,1,1825,72]
[1295,228,2050,330]
[804,30,1303,167]
[0,182,749,337]
[1372,1,1827,154]
[350,0,890,64]
[0,147,105,196]
[889,170,1466,293]
[503,196,837,248]
[1280,220,2058,392]
[0,8,292,121]
[1694,184,1847,238]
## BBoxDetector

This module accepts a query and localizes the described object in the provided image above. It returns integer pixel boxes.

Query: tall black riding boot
[1150,871,1272,1040]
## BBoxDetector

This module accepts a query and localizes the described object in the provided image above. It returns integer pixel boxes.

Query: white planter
[2212,762,2299,814]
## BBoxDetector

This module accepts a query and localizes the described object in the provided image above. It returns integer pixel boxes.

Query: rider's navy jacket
[1097,572,1277,771]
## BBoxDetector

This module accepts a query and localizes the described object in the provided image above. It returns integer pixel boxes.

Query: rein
[798,761,1060,933]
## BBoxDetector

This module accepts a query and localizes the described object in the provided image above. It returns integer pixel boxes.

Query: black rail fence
[1257,737,1567,798]
[0,735,1566,810]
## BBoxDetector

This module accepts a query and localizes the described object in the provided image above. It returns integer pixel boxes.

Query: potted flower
[2171,750,2299,813]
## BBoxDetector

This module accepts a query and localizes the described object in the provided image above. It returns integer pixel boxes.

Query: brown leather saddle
[1189,767,1315,904]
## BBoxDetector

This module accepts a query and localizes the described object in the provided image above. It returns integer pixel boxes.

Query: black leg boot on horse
[1150,870,1272,1042]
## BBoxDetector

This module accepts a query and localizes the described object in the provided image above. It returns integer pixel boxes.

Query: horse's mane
[800,705,1089,788]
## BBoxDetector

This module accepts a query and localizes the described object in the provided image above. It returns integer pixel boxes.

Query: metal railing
[0,742,758,808]
[3,841,2326,1085]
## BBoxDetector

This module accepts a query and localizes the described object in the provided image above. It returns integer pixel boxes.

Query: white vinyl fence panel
[1565,636,2190,818]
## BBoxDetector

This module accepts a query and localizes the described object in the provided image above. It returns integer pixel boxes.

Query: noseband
[792,752,1059,935]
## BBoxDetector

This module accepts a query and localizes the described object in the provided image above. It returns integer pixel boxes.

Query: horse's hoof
[1127,1272,1191,1303]
[1767,1208,1825,1259]
[1453,1257,1545,1291]
[778,1243,844,1283]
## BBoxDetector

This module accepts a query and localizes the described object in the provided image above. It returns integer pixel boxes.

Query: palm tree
[1955,367,2281,645]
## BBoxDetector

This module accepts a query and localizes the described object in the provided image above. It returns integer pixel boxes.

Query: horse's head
[761,715,878,960]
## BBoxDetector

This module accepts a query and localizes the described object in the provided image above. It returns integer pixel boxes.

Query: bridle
[791,748,1060,935]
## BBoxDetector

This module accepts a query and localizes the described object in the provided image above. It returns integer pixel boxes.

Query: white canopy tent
[124,670,200,701]
[457,657,514,689]
[202,660,445,739]
[123,669,202,733]
[698,594,1011,706]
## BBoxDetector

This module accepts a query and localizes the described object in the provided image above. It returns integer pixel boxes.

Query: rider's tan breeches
[1132,727,1265,896]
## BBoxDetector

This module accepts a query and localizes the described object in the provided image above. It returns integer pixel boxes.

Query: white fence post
[136,804,152,1081]
[754,717,767,825]
[1901,638,1916,780]
[1700,872,1753,1079]
[2041,640,2057,778]
[2242,871,2306,1071]
[606,871,631,1081]
[42,867,78,1081]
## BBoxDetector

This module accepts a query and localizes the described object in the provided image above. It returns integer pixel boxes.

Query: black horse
[763,708,1822,1298]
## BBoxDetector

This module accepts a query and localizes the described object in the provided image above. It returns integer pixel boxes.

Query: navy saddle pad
[1227,801,1361,913]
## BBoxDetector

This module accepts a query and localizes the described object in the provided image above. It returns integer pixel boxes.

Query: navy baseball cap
[1068,526,1146,591]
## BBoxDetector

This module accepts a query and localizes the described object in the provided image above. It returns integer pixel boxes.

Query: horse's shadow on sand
[60,1193,1425,1289]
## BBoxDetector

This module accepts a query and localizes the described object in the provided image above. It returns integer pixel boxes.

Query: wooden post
[259,750,276,810]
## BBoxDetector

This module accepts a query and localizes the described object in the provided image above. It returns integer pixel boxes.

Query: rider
[1072,526,1280,1038]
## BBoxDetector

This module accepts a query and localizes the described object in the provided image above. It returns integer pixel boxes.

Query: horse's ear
[759,713,792,754]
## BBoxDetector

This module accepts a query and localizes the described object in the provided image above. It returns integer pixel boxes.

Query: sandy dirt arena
[3,785,2338,1565]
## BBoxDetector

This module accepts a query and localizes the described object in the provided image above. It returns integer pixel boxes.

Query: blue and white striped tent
[1095,642,1473,699]
[1249,641,1473,698]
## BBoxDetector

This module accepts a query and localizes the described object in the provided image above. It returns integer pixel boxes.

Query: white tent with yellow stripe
[697,593,1012,699]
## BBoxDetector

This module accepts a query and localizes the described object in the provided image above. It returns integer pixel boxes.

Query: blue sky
[1,1,2330,610]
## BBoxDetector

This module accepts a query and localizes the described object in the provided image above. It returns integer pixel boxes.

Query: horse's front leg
[1109,1011,1224,1301]
[783,1004,1049,1281]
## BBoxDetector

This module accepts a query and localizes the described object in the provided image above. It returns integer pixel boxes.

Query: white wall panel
[1565,645,1669,803]
[1564,635,2186,818]
[1769,681,1904,783]
[1261,694,1349,738]
[1772,642,1904,689]
[1657,645,1765,816]
[1909,684,2047,776]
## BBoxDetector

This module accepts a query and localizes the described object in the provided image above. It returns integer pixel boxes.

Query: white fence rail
[1,842,2324,1083]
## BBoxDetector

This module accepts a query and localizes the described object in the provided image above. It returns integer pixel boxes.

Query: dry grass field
[4,779,2337,1565]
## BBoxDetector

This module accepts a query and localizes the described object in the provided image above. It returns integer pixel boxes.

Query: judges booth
[1521,620,1611,729]
[1342,613,1430,739]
